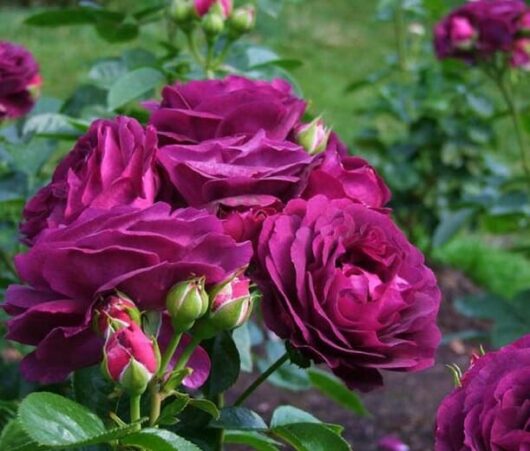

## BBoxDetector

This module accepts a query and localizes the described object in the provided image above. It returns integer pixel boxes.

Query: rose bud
[228,5,256,35]
[93,293,141,337]
[166,277,209,333]
[102,324,159,395]
[193,275,253,338]
[449,16,476,50]
[295,117,331,155]
[202,7,226,37]
[169,0,194,23]
[209,276,253,330]
[195,0,232,18]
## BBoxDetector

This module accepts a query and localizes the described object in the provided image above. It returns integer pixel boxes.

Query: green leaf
[272,423,351,451]
[225,431,281,451]
[107,68,165,111]
[0,419,48,451]
[211,407,267,431]
[24,9,96,26]
[233,322,253,372]
[258,341,309,391]
[121,428,201,451]
[270,405,321,428]
[188,398,220,420]
[73,366,116,420]
[19,392,104,446]
[205,331,241,396]
[432,208,476,247]
[23,113,80,139]
[95,20,139,43]
[307,368,369,416]
[88,59,128,90]
[158,394,190,426]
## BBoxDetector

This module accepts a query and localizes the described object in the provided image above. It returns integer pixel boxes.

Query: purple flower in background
[0,41,40,120]
[434,0,528,63]
[21,116,159,245]
[435,335,530,450]
[4,204,251,383]
[256,195,441,391]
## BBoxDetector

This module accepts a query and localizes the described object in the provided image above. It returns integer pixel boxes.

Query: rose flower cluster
[434,0,530,69]
[0,41,41,121]
[4,75,441,394]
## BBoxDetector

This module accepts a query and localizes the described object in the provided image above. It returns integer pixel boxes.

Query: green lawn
[0,1,392,141]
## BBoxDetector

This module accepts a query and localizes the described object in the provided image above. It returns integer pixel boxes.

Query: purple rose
[147,76,307,145]
[434,0,528,63]
[4,203,251,383]
[256,195,441,391]
[435,336,530,450]
[301,149,391,209]
[0,41,40,120]
[21,116,159,245]
[157,132,313,209]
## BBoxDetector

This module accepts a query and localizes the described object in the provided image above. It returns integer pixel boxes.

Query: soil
[226,267,489,451]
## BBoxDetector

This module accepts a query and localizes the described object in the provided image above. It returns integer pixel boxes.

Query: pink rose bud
[93,293,141,337]
[102,324,159,395]
[520,12,530,34]
[228,5,256,35]
[169,0,195,23]
[511,39,530,70]
[449,16,476,50]
[295,117,331,155]
[195,0,232,18]
[378,435,410,451]
[209,276,253,331]
[166,277,209,333]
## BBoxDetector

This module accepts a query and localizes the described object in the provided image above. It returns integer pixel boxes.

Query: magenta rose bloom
[435,336,530,450]
[301,149,391,209]
[256,195,441,391]
[0,41,40,120]
[147,76,307,145]
[4,203,251,383]
[434,0,528,63]
[21,116,159,245]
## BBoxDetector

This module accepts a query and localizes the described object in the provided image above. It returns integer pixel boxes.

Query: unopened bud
[512,39,530,70]
[102,324,159,395]
[93,293,141,338]
[166,277,209,333]
[202,10,225,36]
[295,117,331,155]
[209,276,252,330]
[228,5,255,35]
[169,0,195,23]
[520,12,530,36]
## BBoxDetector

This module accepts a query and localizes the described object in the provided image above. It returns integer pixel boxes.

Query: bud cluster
[169,0,255,38]
[165,273,254,338]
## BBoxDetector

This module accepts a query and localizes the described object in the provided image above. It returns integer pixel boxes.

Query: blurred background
[1,1,530,449]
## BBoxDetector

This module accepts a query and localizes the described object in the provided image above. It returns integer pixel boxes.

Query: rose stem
[233,352,290,407]
[214,393,225,451]
[489,66,530,193]
[173,336,201,372]
[130,394,142,430]
[148,332,183,426]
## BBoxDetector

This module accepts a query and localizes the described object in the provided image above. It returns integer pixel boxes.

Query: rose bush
[21,116,159,245]
[256,195,441,391]
[434,0,530,65]
[435,336,530,450]
[0,40,40,120]
[4,203,251,383]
